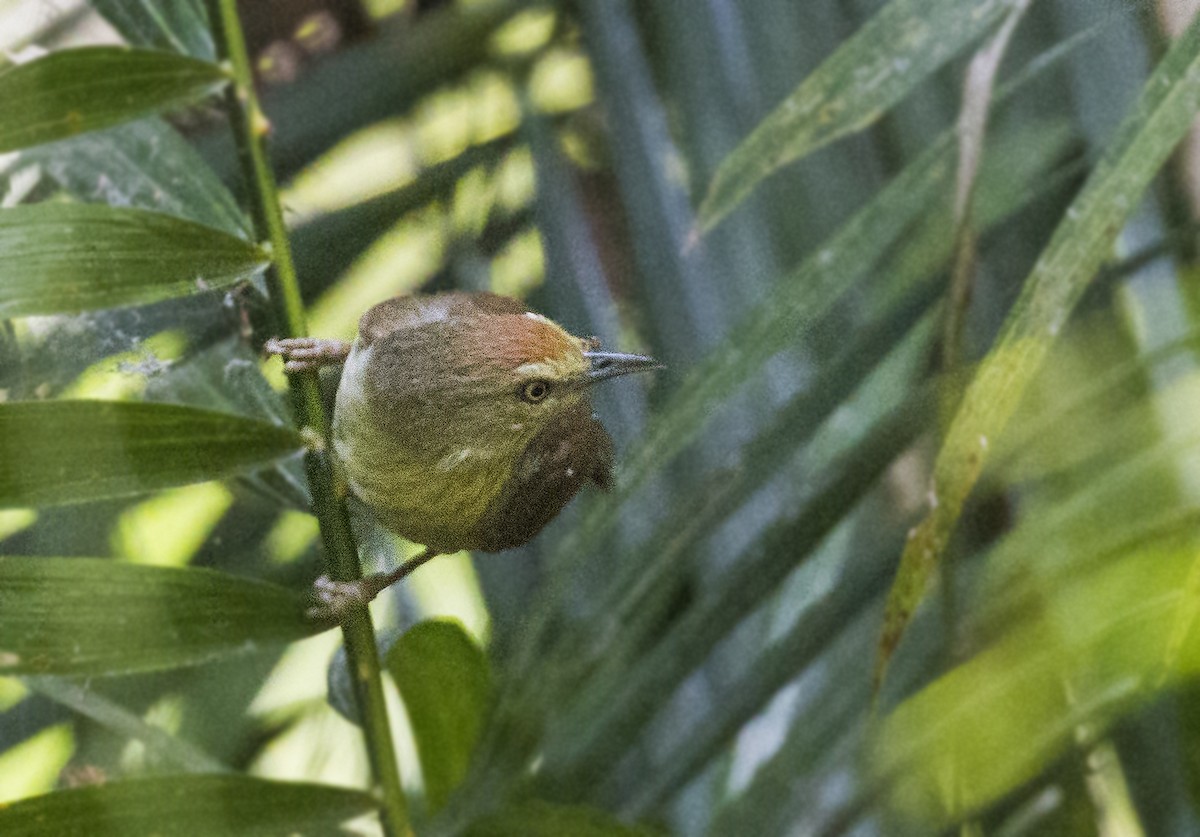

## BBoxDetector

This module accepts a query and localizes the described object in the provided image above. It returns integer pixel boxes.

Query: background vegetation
[2,0,1200,834]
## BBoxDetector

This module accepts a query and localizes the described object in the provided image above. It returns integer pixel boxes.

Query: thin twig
[941,0,1034,375]
[202,1,408,832]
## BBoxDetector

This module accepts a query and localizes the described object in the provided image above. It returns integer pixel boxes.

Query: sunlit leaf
[0,775,376,835]
[387,619,492,814]
[0,203,268,317]
[697,0,1021,232]
[0,557,317,676]
[0,400,302,508]
[875,7,1200,691]
[0,47,228,153]
[90,0,215,60]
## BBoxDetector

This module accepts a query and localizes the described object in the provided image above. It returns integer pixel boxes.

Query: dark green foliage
[2,0,1199,834]
[0,401,301,506]
[0,775,376,835]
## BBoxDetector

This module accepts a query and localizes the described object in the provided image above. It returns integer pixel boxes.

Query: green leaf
[0,557,317,676]
[89,0,215,60]
[0,47,227,153]
[21,118,248,235]
[696,0,1020,233]
[386,619,492,814]
[0,400,303,508]
[464,799,659,837]
[0,203,268,317]
[0,775,376,835]
[874,8,1200,691]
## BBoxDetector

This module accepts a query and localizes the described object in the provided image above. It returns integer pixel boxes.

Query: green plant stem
[203,1,407,832]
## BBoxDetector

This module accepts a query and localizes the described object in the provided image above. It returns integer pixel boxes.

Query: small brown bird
[267,292,658,607]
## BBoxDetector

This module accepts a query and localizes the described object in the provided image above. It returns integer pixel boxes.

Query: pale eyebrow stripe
[515,361,558,377]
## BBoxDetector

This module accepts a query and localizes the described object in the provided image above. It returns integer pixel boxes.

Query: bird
[266,291,659,610]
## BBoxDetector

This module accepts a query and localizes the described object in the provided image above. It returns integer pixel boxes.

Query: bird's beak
[583,350,662,384]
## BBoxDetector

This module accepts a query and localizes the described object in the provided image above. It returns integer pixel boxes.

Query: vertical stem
[203,1,408,833]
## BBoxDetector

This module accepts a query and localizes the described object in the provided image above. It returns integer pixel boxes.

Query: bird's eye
[521,379,551,403]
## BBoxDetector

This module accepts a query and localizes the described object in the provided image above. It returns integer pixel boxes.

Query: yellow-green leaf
[875,540,1200,828]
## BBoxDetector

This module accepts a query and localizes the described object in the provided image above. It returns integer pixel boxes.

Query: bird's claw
[265,337,351,373]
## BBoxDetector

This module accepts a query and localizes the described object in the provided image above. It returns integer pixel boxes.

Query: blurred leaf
[463,799,659,837]
[522,125,954,677]
[538,385,936,795]
[0,557,316,676]
[575,0,722,359]
[613,112,1077,810]
[0,774,376,835]
[199,0,527,185]
[567,67,1077,682]
[516,48,1090,775]
[875,538,1200,829]
[709,648,872,837]
[89,0,215,60]
[0,204,267,317]
[0,400,302,508]
[0,47,227,154]
[387,619,492,814]
[540,14,1098,591]
[20,118,247,235]
[25,677,227,772]
[875,9,1200,691]
[623,536,897,817]
[697,0,1021,232]
[291,136,511,295]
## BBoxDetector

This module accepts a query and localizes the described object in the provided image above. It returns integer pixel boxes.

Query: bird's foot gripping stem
[305,548,440,622]
[265,337,351,373]
[306,574,378,622]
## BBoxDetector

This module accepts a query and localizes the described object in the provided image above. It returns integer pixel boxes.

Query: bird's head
[453,310,658,443]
